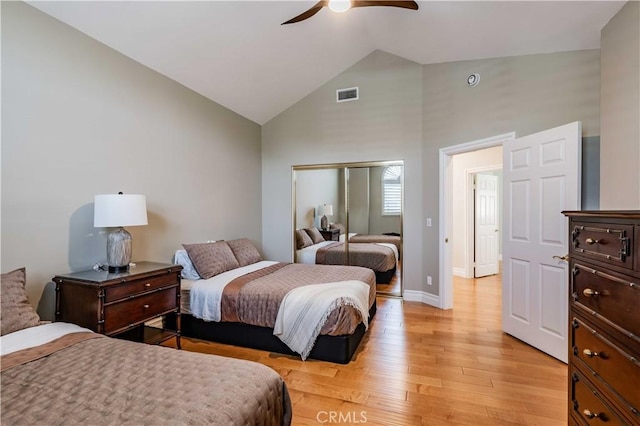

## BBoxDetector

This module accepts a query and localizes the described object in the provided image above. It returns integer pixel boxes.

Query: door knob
[552,254,569,262]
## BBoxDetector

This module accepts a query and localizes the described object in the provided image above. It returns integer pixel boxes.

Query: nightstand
[53,261,183,348]
[319,228,340,241]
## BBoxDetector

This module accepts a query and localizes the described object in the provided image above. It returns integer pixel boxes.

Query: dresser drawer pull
[582,288,603,297]
[144,283,151,287]
[143,304,150,309]
[582,409,601,420]
[585,238,600,245]
[582,349,601,358]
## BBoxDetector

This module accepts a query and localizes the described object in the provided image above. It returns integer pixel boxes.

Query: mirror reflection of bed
[293,161,403,297]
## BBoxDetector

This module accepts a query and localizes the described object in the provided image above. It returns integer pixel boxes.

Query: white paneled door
[502,122,581,363]
[475,173,500,277]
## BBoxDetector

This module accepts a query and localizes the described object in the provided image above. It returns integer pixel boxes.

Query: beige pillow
[1,268,41,336]
[227,238,263,267]
[295,229,314,250]
[182,242,240,279]
[305,228,325,244]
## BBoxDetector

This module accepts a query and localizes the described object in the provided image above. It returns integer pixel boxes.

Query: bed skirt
[375,265,396,284]
[166,301,376,364]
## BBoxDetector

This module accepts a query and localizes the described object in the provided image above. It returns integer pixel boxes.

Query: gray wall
[264,48,601,297]
[368,166,401,235]
[262,51,424,292]
[294,168,341,229]
[1,2,262,318]
[347,167,370,234]
[600,1,640,209]
[422,50,601,296]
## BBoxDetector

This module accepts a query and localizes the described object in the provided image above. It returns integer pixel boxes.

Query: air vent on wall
[336,87,359,103]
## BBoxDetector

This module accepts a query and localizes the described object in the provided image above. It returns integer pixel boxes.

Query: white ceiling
[28,1,625,125]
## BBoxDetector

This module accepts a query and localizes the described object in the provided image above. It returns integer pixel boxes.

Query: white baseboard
[403,290,440,308]
[453,267,467,278]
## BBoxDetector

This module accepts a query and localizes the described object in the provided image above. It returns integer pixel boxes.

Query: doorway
[439,132,515,309]
[451,150,503,280]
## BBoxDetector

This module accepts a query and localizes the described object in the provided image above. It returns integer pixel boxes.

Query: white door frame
[439,132,515,309]
[464,165,502,278]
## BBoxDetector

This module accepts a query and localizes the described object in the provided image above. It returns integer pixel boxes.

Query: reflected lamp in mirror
[94,192,148,273]
[318,203,333,230]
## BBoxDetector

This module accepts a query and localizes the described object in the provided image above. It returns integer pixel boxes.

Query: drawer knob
[585,238,599,245]
[583,288,600,297]
[144,283,151,287]
[143,304,150,309]
[582,349,600,358]
[582,409,600,419]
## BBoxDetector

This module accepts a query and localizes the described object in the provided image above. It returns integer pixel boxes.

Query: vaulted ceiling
[28,1,625,124]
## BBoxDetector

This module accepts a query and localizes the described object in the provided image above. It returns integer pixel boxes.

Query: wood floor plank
[166,273,567,425]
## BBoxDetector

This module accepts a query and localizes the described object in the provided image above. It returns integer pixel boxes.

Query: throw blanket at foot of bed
[273,280,370,360]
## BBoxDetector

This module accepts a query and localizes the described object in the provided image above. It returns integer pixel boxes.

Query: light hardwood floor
[169,274,568,425]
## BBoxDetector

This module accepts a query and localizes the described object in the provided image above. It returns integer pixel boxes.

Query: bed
[329,222,402,258]
[1,268,292,426]
[344,233,401,257]
[171,239,377,364]
[296,228,398,283]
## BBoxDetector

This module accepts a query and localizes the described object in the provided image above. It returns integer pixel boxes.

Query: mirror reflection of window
[382,165,402,216]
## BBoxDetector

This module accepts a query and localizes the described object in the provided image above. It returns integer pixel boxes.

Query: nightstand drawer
[104,287,178,334]
[572,317,640,412]
[105,273,178,303]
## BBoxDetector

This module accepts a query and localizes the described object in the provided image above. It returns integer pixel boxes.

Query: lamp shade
[94,194,148,227]
[319,204,334,216]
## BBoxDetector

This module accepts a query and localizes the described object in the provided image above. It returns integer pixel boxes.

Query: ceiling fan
[282,0,419,25]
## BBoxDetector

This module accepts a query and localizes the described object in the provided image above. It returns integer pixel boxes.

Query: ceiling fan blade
[352,1,419,10]
[282,1,328,25]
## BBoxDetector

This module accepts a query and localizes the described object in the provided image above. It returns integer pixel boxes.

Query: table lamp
[94,192,148,273]
[319,203,333,230]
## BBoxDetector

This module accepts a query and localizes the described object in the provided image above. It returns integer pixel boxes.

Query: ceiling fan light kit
[328,0,352,13]
[282,0,419,25]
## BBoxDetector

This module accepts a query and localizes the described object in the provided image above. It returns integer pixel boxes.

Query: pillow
[305,228,325,244]
[1,268,41,336]
[227,238,263,267]
[330,223,346,234]
[173,250,201,280]
[295,229,314,250]
[182,242,240,279]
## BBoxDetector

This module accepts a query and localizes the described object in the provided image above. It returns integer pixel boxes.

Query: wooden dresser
[563,211,640,425]
[54,261,182,348]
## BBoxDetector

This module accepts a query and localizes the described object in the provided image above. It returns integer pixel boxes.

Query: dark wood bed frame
[166,301,376,364]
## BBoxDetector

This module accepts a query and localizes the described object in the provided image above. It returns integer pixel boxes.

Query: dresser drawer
[104,287,177,334]
[571,222,633,269]
[571,368,627,425]
[572,317,640,412]
[104,273,178,303]
[572,263,640,340]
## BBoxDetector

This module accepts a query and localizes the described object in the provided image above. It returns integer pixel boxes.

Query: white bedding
[0,322,93,356]
[296,241,334,264]
[338,232,358,242]
[187,260,278,322]
[296,240,399,265]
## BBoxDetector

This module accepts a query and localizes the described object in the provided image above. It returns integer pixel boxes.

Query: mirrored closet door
[293,161,403,297]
